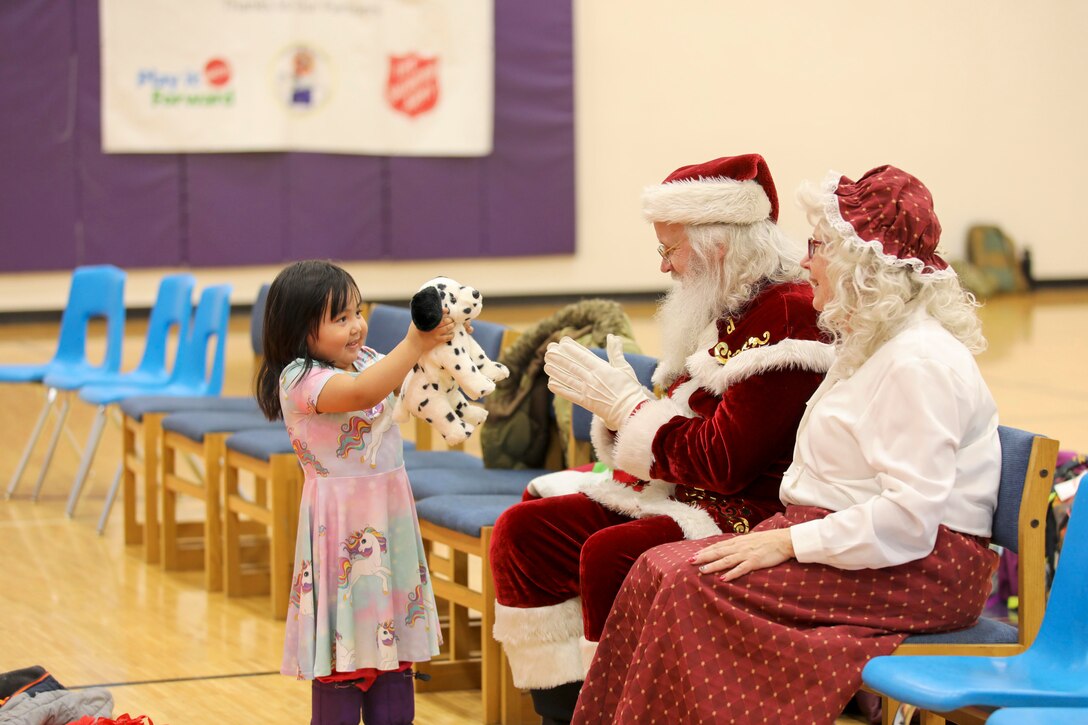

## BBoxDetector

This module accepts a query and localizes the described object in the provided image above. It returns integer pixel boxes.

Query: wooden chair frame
[222,446,303,619]
[160,428,229,590]
[411,326,550,725]
[120,410,165,564]
[416,521,504,722]
[868,433,1060,725]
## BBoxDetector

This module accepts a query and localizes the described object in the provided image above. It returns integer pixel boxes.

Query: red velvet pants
[490,492,684,641]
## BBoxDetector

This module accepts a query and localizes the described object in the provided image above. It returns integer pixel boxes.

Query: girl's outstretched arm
[315,315,455,413]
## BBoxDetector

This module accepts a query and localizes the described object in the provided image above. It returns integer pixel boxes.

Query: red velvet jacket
[584,281,834,539]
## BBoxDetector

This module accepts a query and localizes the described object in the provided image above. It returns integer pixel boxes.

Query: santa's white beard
[656,262,726,379]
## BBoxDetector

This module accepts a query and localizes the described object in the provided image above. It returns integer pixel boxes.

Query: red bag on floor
[69,715,154,725]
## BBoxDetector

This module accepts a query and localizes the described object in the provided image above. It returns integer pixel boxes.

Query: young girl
[256,260,455,725]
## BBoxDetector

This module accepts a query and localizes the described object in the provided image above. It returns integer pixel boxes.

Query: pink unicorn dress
[279,347,441,679]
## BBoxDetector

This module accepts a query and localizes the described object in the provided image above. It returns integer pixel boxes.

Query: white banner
[100,0,493,156]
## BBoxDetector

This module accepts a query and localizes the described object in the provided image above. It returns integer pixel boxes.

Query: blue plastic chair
[24,273,197,507]
[106,286,274,558]
[862,437,1088,720]
[988,706,1088,725]
[4,265,126,500]
[69,284,233,526]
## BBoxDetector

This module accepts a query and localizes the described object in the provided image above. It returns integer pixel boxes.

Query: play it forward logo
[137,57,235,106]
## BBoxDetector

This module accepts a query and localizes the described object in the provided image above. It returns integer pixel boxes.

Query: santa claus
[489,153,835,724]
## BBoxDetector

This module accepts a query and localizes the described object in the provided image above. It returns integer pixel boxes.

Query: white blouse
[781,312,1000,570]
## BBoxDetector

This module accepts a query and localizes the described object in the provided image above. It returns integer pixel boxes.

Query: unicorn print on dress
[336,416,372,459]
[377,620,399,670]
[337,526,392,594]
[333,631,356,671]
[290,559,315,618]
[292,439,329,477]
[405,584,434,629]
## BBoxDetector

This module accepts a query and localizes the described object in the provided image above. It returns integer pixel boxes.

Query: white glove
[605,334,638,382]
[544,336,653,431]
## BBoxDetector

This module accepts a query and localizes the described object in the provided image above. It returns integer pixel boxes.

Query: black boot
[529,681,582,725]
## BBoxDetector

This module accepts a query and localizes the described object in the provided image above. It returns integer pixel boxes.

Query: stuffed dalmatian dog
[394,277,509,445]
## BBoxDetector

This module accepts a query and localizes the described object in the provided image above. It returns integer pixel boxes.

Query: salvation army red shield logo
[385,54,439,118]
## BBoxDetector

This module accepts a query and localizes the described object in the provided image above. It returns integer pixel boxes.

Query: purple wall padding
[73,0,184,268]
[0,0,574,272]
[485,0,576,257]
[0,1,79,271]
[285,154,385,262]
[186,154,288,266]
[388,157,486,260]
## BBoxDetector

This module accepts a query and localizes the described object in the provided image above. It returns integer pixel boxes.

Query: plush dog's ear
[410,286,444,331]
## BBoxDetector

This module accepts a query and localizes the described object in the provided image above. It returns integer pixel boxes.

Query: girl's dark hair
[255,260,362,420]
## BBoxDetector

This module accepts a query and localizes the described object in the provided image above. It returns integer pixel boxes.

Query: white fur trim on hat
[643,178,772,226]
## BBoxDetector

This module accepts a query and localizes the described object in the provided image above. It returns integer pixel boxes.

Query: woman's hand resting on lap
[689,528,795,582]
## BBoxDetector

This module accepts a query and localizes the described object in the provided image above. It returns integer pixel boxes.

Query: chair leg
[32,390,70,502]
[890,702,916,725]
[204,435,225,592]
[450,550,472,663]
[96,464,123,535]
[120,417,141,545]
[66,404,108,516]
[6,387,56,499]
[161,438,180,570]
[480,526,502,725]
[223,460,243,597]
[143,414,164,565]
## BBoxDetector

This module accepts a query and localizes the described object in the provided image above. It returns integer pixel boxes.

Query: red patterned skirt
[573,505,998,725]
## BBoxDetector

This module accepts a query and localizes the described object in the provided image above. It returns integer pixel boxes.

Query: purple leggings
[311,671,415,725]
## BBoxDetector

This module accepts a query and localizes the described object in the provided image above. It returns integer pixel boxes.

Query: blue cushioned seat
[409,466,544,500]
[902,617,1017,646]
[120,395,260,422]
[403,449,482,471]
[414,494,524,537]
[226,428,294,459]
[162,411,280,442]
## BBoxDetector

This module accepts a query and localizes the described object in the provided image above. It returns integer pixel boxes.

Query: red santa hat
[819,165,954,279]
[642,153,779,226]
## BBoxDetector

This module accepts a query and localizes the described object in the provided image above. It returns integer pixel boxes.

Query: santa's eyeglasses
[807,237,825,258]
[657,242,683,262]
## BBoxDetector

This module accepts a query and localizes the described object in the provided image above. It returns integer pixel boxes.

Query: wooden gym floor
[1,289,1085,724]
